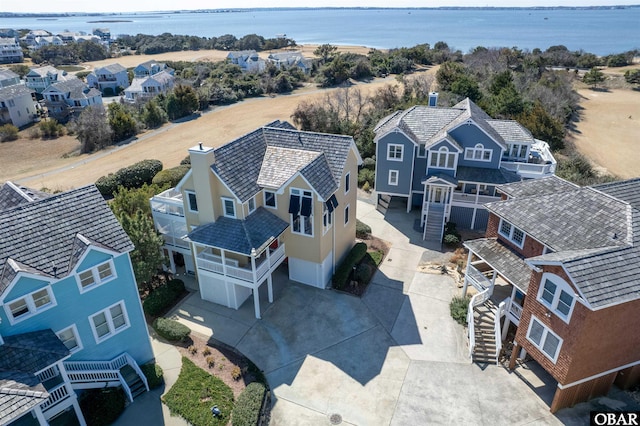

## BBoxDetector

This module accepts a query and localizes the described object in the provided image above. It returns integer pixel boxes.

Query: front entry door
[429,186,446,204]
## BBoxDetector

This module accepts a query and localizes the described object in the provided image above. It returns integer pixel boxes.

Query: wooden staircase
[120,365,147,400]
[471,300,500,364]
[423,204,445,242]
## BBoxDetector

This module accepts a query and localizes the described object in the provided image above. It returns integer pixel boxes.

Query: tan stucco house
[151,121,362,318]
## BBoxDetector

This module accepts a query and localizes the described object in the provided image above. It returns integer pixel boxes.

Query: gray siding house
[374,94,557,241]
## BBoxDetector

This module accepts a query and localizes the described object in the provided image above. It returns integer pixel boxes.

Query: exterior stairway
[471,300,499,364]
[423,204,446,242]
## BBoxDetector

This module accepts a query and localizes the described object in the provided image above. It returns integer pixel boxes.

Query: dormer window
[537,273,576,323]
[5,286,56,324]
[465,144,492,162]
[77,260,116,293]
[430,147,455,169]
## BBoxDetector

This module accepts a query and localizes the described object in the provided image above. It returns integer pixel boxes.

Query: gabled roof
[486,119,535,144]
[0,84,33,102]
[593,177,640,211]
[0,185,133,293]
[464,238,531,293]
[497,175,579,199]
[374,98,513,151]
[189,207,288,255]
[0,69,19,81]
[210,121,356,203]
[0,329,69,424]
[96,63,126,74]
[27,65,60,77]
[44,78,100,100]
[0,182,51,212]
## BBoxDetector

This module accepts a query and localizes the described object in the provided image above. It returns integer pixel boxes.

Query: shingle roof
[0,329,70,424]
[593,178,640,211]
[45,78,99,100]
[0,69,19,81]
[486,119,535,144]
[27,65,60,77]
[0,185,133,293]
[497,175,579,199]
[188,207,288,255]
[211,121,355,203]
[0,182,51,212]
[97,63,126,74]
[486,187,631,252]
[374,98,516,151]
[0,84,32,102]
[456,166,521,185]
[257,147,321,189]
[464,238,532,292]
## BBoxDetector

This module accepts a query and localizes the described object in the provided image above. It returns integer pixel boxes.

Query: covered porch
[188,207,289,319]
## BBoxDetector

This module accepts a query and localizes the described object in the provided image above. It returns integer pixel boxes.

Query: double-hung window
[537,274,575,322]
[248,196,256,214]
[90,301,129,343]
[387,144,403,161]
[527,316,563,363]
[6,286,56,323]
[264,191,277,209]
[77,260,116,292]
[498,219,525,248]
[344,204,350,226]
[465,143,492,162]
[186,191,198,212]
[322,205,333,234]
[289,188,313,236]
[345,172,350,194]
[388,170,399,186]
[222,197,236,218]
[57,325,82,353]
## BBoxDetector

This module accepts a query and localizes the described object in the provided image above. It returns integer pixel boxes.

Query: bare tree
[68,105,113,153]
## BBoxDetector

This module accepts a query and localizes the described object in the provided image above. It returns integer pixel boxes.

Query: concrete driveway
[163,199,621,425]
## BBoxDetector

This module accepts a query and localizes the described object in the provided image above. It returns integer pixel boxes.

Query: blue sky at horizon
[3,1,639,14]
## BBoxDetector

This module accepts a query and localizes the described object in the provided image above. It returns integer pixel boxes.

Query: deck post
[509,342,520,370]
[461,251,474,297]
[267,275,273,303]
[253,288,261,319]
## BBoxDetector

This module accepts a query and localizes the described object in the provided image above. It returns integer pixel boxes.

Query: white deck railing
[40,383,73,412]
[451,192,501,206]
[36,365,59,382]
[162,234,190,249]
[494,300,507,365]
[466,264,493,292]
[468,287,491,359]
[198,244,286,284]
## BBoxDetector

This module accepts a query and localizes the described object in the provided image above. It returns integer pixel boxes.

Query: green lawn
[162,357,234,425]
[57,65,85,72]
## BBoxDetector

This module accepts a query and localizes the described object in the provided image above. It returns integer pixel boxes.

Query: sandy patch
[568,88,640,179]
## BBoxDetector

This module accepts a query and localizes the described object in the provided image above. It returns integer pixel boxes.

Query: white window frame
[417,144,427,158]
[537,273,576,323]
[429,147,456,170]
[387,144,404,161]
[56,324,83,354]
[388,170,399,186]
[89,301,130,344]
[526,316,563,363]
[290,188,313,237]
[76,259,117,293]
[464,143,492,162]
[185,190,198,213]
[498,219,526,249]
[322,205,333,235]
[264,191,277,209]
[344,204,350,226]
[345,172,350,194]
[222,197,236,218]
[247,196,256,214]
[4,286,57,325]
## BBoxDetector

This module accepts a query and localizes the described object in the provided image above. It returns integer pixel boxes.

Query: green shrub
[232,382,266,426]
[39,119,65,138]
[354,263,373,283]
[355,219,372,239]
[358,168,375,187]
[362,181,370,192]
[162,357,234,426]
[367,250,384,266]
[450,295,471,325]
[362,157,376,170]
[115,159,163,189]
[0,124,19,142]
[152,164,190,187]
[76,70,91,80]
[180,155,191,166]
[153,317,190,342]
[443,221,462,246]
[79,387,126,426]
[332,242,368,289]
[95,173,119,197]
[140,362,164,389]
[444,233,460,246]
[144,279,186,317]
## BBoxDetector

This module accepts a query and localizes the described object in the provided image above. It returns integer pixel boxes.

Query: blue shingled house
[0,182,153,426]
[373,94,557,241]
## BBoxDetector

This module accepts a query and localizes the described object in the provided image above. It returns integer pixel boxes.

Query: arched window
[464,143,492,161]
[430,146,455,169]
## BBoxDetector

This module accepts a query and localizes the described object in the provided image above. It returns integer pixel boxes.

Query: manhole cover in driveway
[329,413,342,424]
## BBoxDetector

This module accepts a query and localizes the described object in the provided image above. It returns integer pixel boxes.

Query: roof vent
[612,232,617,240]
[199,142,203,151]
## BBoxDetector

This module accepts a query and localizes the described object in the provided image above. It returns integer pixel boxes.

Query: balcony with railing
[196,243,286,285]
[150,187,185,217]
[501,139,557,178]
[451,191,501,206]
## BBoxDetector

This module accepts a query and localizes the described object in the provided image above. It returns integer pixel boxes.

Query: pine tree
[582,67,606,89]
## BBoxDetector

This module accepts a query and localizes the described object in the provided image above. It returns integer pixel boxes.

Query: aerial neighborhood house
[0,37,23,64]
[0,84,36,128]
[226,50,266,73]
[374,94,556,241]
[92,28,111,42]
[150,121,361,318]
[87,63,129,95]
[124,70,174,102]
[25,66,68,94]
[0,182,153,426]
[462,175,640,412]
[0,69,21,88]
[267,51,313,74]
[42,78,102,122]
[133,60,174,78]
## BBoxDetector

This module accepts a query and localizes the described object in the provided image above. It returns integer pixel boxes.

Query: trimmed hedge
[79,387,126,426]
[152,164,190,187]
[141,362,164,389]
[143,279,186,317]
[96,159,163,196]
[232,382,266,426]
[153,317,190,342]
[355,219,372,239]
[332,242,368,290]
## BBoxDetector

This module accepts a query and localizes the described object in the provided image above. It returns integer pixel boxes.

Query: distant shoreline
[86,20,133,23]
[2,5,639,18]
